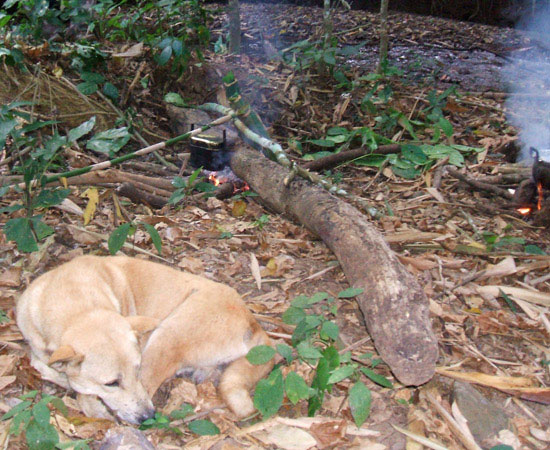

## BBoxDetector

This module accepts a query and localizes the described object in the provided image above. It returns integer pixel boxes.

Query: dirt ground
[0,2,549,449]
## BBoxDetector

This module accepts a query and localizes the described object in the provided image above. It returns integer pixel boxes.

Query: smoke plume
[503,3,550,162]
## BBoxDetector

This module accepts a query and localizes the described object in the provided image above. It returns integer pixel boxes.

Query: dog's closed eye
[104,380,120,387]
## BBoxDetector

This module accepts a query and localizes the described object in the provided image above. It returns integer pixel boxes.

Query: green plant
[252,214,270,230]
[0,309,10,324]
[139,403,219,436]
[108,221,162,255]
[168,168,217,205]
[1,391,91,450]
[0,103,70,252]
[247,288,393,427]
[284,38,365,79]
[0,108,139,252]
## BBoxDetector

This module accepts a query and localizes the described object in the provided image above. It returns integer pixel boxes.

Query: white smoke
[503,3,550,162]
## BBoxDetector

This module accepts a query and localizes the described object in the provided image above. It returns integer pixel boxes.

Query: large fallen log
[230,145,438,386]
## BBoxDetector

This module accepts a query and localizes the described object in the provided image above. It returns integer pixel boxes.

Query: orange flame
[517,207,531,215]
[208,173,220,186]
[537,182,543,211]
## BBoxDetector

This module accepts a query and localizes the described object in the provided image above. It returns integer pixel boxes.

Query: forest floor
[0,2,549,449]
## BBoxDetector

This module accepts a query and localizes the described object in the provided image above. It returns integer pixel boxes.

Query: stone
[452,381,509,444]
[99,426,156,450]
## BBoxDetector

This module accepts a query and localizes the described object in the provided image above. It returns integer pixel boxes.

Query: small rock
[99,427,155,450]
[452,381,509,443]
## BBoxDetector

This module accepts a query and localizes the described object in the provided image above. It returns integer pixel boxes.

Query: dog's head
[48,311,159,424]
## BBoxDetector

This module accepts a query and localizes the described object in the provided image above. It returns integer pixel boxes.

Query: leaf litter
[0,2,549,449]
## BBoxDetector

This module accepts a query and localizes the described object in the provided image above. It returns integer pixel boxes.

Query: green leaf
[320,321,339,341]
[284,371,312,404]
[246,345,276,365]
[76,81,99,95]
[1,400,32,420]
[391,166,421,179]
[141,223,162,254]
[292,315,322,345]
[292,292,328,308]
[282,306,306,325]
[56,440,91,449]
[25,418,59,450]
[48,397,68,417]
[32,402,51,428]
[401,144,428,165]
[254,367,284,418]
[108,223,131,255]
[164,92,186,107]
[158,45,172,65]
[306,139,336,148]
[0,118,18,148]
[188,419,220,436]
[337,287,364,298]
[80,72,105,83]
[87,128,130,154]
[488,446,513,450]
[68,117,96,142]
[353,154,388,167]
[4,218,38,252]
[349,381,371,427]
[524,244,546,255]
[31,217,54,240]
[296,341,323,361]
[102,82,119,101]
[32,189,71,209]
[437,116,453,137]
[360,367,393,388]
[327,365,355,384]
[276,343,294,363]
[169,403,194,420]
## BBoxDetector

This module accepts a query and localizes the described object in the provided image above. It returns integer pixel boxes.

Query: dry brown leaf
[478,257,517,280]
[264,424,317,450]
[112,42,144,58]
[398,255,437,271]
[0,355,17,377]
[162,379,198,414]
[475,285,550,307]
[249,253,262,290]
[309,419,347,449]
[0,268,21,287]
[177,257,204,274]
[0,376,16,392]
[436,368,537,390]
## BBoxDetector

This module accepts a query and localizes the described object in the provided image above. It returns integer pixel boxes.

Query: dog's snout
[139,406,156,423]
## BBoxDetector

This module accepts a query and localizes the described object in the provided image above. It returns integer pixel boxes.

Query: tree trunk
[378,0,390,73]
[230,146,438,386]
[228,0,241,54]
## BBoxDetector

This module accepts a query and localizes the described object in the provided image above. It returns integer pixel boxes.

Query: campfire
[513,147,550,218]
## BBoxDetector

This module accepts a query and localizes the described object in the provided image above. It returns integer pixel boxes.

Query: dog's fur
[16,255,273,423]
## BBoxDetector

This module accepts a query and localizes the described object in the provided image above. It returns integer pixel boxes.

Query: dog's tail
[218,321,274,419]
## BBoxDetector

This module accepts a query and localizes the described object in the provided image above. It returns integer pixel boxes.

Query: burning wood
[531,147,550,210]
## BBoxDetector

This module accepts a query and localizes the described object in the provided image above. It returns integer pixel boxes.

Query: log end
[382,328,438,386]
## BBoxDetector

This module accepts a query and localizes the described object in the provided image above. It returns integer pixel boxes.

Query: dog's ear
[126,315,160,335]
[48,345,84,366]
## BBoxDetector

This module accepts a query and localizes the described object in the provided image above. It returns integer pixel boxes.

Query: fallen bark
[302,144,401,171]
[230,146,438,386]
[117,183,170,209]
[447,167,513,200]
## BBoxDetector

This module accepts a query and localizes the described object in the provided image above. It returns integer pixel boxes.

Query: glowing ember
[517,207,532,215]
[537,182,543,210]
[208,172,221,186]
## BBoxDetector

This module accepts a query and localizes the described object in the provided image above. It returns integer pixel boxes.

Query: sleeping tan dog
[16,255,273,423]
